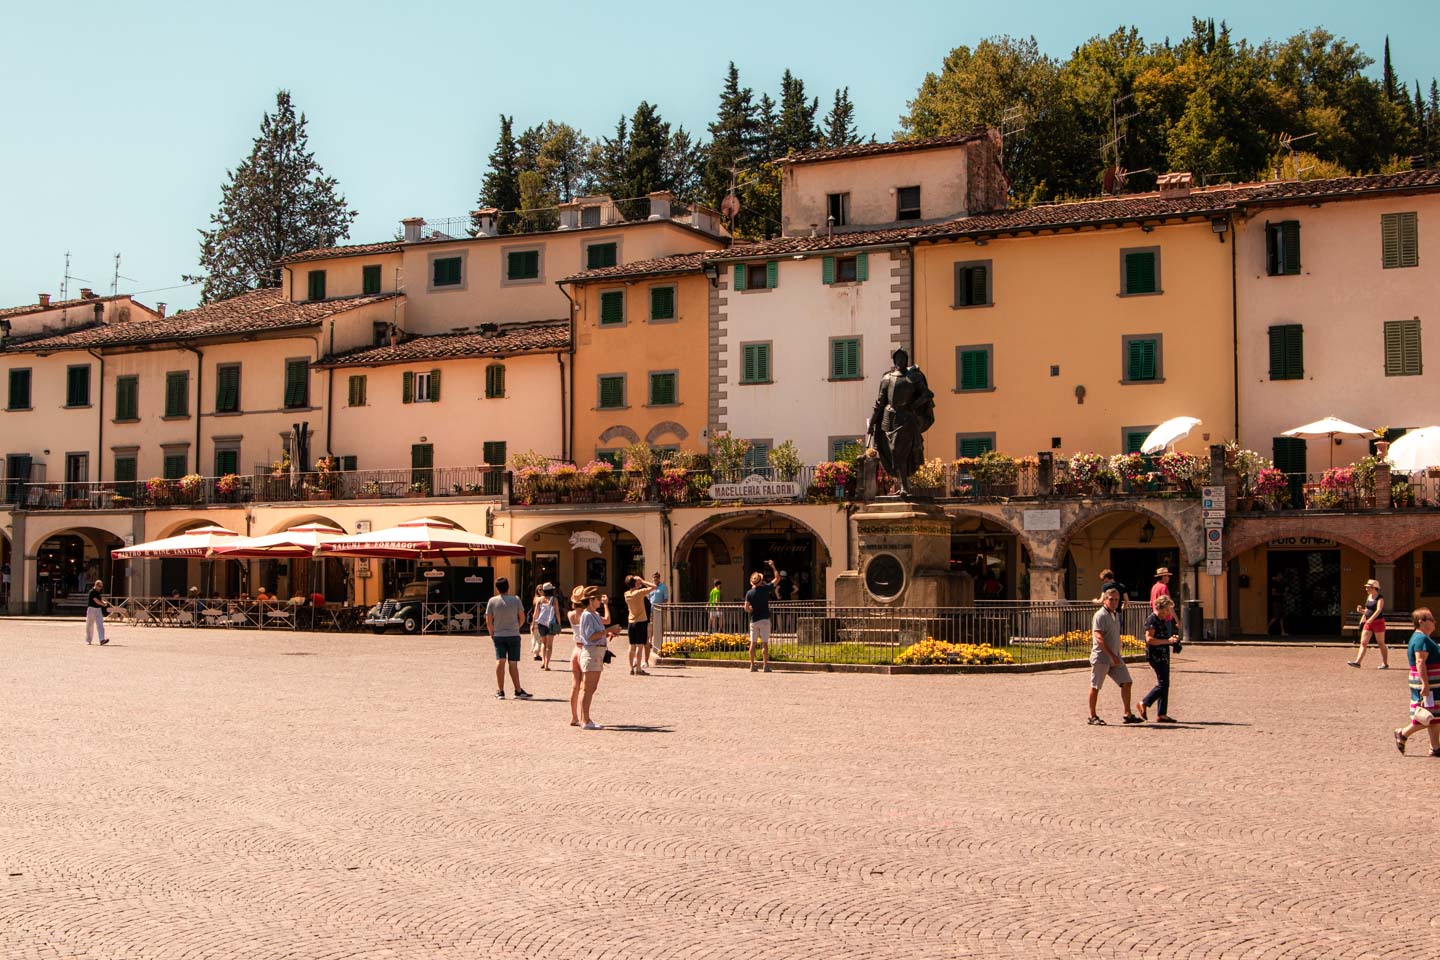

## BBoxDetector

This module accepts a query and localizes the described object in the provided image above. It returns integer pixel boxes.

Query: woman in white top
[568,585,618,729]
[531,583,560,670]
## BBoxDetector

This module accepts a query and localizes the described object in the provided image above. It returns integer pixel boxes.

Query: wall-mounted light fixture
[1211,218,1229,243]
[702,262,719,287]
[1139,519,1156,543]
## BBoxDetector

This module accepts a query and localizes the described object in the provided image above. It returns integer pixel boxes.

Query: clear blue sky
[3,0,1434,311]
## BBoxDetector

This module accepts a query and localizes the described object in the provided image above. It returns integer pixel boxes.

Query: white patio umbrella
[211,522,345,559]
[110,525,244,559]
[1385,426,1440,472]
[1140,416,1201,454]
[1281,416,1376,467]
[320,517,525,560]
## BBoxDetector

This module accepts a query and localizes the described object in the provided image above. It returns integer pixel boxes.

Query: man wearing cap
[1150,567,1173,606]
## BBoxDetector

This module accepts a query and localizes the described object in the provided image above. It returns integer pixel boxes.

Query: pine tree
[1382,37,1398,102]
[185,90,355,304]
[665,127,704,199]
[702,62,760,205]
[822,88,862,147]
[478,116,521,232]
[1429,79,1440,164]
[776,70,820,155]
[592,116,629,199]
[623,101,671,204]
[755,93,779,162]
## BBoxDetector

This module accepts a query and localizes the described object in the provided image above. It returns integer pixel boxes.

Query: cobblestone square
[1,622,1433,958]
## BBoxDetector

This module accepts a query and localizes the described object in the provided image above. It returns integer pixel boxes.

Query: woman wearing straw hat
[569,585,620,729]
[1348,579,1389,669]
[1150,567,1173,607]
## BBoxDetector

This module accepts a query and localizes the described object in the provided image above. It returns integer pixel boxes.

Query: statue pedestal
[834,500,973,608]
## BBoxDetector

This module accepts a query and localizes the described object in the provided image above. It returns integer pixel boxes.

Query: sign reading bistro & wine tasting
[707,474,803,502]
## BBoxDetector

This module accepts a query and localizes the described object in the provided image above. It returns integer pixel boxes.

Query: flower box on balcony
[64,498,89,510]
[533,492,557,505]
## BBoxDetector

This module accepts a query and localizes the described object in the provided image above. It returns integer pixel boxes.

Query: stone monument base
[834,500,973,608]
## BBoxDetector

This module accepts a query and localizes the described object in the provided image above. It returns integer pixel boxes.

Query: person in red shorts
[1348,578,1390,669]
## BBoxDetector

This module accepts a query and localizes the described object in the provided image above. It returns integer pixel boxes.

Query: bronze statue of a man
[866,347,936,497]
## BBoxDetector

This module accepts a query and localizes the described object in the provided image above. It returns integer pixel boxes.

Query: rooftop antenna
[1101,93,1140,194]
[1278,132,1318,178]
[719,159,744,225]
[999,103,1027,155]
[110,253,137,295]
[1200,171,1237,187]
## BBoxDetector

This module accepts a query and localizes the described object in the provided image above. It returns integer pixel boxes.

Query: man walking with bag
[85,580,110,646]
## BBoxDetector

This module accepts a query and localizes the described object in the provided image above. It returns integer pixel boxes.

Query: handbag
[603,648,615,663]
[1415,695,1435,726]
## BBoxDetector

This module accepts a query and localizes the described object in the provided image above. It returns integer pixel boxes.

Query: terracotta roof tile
[778,132,987,165]
[317,320,570,368]
[276,240,404,265]
[9,288,400,352]
[560,252,713,284]
[0,293,153,321]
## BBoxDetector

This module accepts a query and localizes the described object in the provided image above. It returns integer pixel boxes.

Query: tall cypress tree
[776,70,820,155]
[185,90,355,304]
[822,88,861,147]
[702,62,760,205]
[624,101,671,199]
[1382,37,1398,102]
[478,116,521,217]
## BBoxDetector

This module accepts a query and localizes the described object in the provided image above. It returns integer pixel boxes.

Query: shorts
[628,621,649,645]
[492,635,522,661]
[576,645,606,673]
[1364,619,1386,634]
[1090,656,1132,689]
[749,618,771,644]
[534,621,557,638]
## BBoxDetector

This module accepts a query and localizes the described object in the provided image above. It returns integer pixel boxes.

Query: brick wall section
[889,250,912,350]
[1226,511,1440,563]
[708,278,728,437]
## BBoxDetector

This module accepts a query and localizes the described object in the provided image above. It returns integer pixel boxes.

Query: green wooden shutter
[113,456,136,483]
[959,349,989,390]
[411,443,433,468]
[1268,326,1305,380]
[429,369,441,402]
[1124,251,1156,294]
[1400,212,1419,267]
[215,449,238,476]
[163,453,188,480]
[856,253,868,282]
[958,436,993,457]
[1268,327,1286,379]
[483,441,506,466]
[733,264,746,291]
[600,290,625,325]
[1281,221,1301,274]
[486,364,504,398]
[1382,214,1401,267]
[1126,339,1157,381]
[650,372,676,405]
[649,286,675,320]
[1385,319,1423,375]
[363,265,381,295]
[348,374,365,406]
[165,371,187,417]
[8,369,30,409]
[402,370,414,403]
[307,270,326,300]
[968,265,988,305]
[831,339,859,379]
[822,256,835,284]
[599,375,624,408]
[116,377,138,420]
[215,365,240,412]
[742,344,770,383]
[743,345,757,383]
[284,360,308,408]
[765,260,778,288]
[341,455,358,471]
[1125,431,1148,454]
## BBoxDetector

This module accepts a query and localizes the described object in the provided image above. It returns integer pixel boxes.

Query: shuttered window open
[1384,319,1423,376]
[1267,325,1304,380]
[955,263,990,306]
[485,364,505,398]
[1265,221,1301,275]
[1381,212,1419,268]
[347,374,366,407]
[829,338,860,380]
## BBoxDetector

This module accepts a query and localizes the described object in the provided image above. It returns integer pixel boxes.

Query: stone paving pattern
[1,623,1435,958]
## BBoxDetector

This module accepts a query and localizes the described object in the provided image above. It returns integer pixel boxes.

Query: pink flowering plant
[1254,468,1289,509]
[1109,452,1149,484]
[1066,453,1108,492]
[657,465,691,502]
[813,460,853,493]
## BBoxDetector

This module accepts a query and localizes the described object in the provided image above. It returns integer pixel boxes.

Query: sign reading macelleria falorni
[707,474,802,501]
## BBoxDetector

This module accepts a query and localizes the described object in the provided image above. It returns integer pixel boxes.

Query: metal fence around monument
[654,601,1151,666]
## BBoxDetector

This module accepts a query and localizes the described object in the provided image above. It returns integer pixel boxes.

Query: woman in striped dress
[1393,608,1440,756]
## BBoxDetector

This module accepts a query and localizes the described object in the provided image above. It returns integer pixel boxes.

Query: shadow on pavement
[600,724,673,734]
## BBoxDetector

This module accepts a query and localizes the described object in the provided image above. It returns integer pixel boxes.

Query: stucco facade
[1234,191,1439,466]
[713,246,908,464]
[913,219,1235,458]
[567,267,709,461]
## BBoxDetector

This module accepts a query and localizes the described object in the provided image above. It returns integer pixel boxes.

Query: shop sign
[1267,537,1337,549]
[568,531,603,554]
[355,521,371,577]
[707,474,802,501]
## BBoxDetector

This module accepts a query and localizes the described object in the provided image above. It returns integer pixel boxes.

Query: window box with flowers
[407,480,431,498]
[178,473,205,504]
[657,466,691,503]
[583,460,622,501]
[215,473,241,503]
[146,477,173,506]
[549,463,579,502]
[812,460,854,500]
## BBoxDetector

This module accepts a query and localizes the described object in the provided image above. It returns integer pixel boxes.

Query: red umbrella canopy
[320,517,525,559]
[211,523,346,559]
[111,525,243,559]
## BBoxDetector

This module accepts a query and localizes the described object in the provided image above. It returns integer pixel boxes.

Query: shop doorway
[1267,549,1341,635]
[1110,548,1180,605]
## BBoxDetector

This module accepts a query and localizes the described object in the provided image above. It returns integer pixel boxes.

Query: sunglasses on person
[1420,615,1435,622]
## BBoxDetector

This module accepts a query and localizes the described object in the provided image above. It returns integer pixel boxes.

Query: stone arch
[672,508,835,569]
[24,523,130,603]
[1055,503,1197,571]
[1380,523,1440,563]
[598,425,640,445]
[645,421,690,444]
[157,515,236,539]
[262,513,346,536]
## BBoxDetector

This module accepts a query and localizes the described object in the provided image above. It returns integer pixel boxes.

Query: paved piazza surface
[2,622,1435,959]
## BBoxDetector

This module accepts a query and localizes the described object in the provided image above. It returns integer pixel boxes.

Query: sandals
[1135,703,1148,721]
[1087,715,1107,725]
[1395,729,1407,754]
[1122,714,1144,724]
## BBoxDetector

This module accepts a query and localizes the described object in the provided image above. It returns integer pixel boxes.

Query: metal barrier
[655,601,1152,666]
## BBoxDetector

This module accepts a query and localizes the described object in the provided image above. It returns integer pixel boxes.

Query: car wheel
[402,616,419,635]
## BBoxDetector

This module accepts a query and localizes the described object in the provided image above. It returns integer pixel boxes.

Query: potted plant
[215,473,240,502]
[912,457,945,495]
[357,480,382,500]
[548,462,579,501]
[1065,453,1106,496]
[1254,468,1290,511]
[146,477,173,506]
[708,431,751,482]
[657,465,690,503]
[813,460,853,500]
[687,470,715,502]
[583,460,620,501]
[1108,453,1149,493]
[1392,479,1415,508]
[178,473,205,504]
[972,451,1019,496]
[407,480,431,498]
[767,440,802,482]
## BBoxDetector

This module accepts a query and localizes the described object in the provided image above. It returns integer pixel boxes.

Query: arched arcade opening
[1060,509,1184,603]
[673,510,834,603]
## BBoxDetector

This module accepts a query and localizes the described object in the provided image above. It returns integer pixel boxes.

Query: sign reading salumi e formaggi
[707,474,803,501]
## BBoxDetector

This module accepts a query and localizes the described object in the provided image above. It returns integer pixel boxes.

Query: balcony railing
[416,194,727,242]
[1234,469,1440,513]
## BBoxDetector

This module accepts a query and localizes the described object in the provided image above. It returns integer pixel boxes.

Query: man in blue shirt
[646,571,669,669]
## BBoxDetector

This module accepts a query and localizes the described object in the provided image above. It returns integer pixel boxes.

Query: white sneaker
[582,720,602,730]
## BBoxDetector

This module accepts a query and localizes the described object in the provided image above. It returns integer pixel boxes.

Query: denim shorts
[492,635,522,661]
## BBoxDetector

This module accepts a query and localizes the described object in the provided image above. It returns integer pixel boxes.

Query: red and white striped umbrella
[320,517,524,560]
[211,522,346,559]
[111,525,244,559]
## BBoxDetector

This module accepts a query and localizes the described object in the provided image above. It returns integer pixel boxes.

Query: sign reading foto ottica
[707,474,803,501]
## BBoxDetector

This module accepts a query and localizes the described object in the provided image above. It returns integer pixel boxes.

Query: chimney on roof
[400,217,426,243]
[1157,172,1194,199]
[647,191,673,221]
[479,322,500,338]
[557,200,580,230]
[472,209,499,238]
[79,288,95,300]
[156,302,168,318]
[38,293,50,307]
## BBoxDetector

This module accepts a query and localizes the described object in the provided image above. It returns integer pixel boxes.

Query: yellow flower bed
[660,633,751,657]
[895,639,1015,666]
[1043,629,1144,652]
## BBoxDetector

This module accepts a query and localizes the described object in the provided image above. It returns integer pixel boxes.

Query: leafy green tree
[185,90,355,303]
